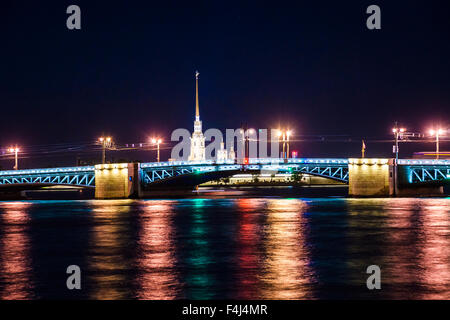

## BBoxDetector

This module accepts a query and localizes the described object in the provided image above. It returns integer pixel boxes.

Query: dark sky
[1,1,449,166]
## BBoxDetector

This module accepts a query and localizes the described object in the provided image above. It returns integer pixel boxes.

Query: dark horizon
[1,1,449,168]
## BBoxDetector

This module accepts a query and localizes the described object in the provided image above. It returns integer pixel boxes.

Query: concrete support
[395,185,444,197]
[94,163,140,199]
[348,158,444,197]
[348,158,393,197]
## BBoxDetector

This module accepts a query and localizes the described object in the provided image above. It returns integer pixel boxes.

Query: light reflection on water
[0,198,449,300]
[136,201,180,299]
[0,202,34,300]
[87,200,135,300]
[260,199,314,299]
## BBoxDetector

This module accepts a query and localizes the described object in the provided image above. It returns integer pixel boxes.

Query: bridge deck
[0,159,448,187]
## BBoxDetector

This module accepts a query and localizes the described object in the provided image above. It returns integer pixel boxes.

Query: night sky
[1,1,449,167]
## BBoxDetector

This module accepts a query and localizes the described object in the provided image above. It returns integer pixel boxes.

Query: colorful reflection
[351,198,450,300]
[87,200,134,300]
[184,199,216,299]
[382,199,422,299]
[235,199,265,299]
[0,197,448,300]
[136,201,180,299]
[417,200,450,299]
[260,199,314,299]
[0,202,34,300]
[345,199,391,296]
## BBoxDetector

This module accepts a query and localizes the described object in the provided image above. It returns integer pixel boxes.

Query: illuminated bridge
[0,158,449,198]
[0,166,96,188]
[140,158,349,186]
[397,159,450,184]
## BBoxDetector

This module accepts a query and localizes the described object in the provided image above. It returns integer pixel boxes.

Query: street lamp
[277,129,293,159]
[245,128,255,161]
[392,123,406,197]
[8,146,20,170]
[98,136,112,164]
[276,130,283,159]
[151,138,162,163]
[392,125,406,164]
[286,130,292,159]
[429,128,445,159]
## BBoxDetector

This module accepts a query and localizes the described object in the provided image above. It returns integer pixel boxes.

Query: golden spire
[195,71,200,120]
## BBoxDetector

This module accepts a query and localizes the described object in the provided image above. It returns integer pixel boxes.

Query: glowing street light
[392,124,406,163]
[8,146,20,170]
[391,122,407,197]
[98,136,112,164]
[286,130,292,159]
[151,138,162,162]
[429,128,445,159]
[244,128,256,161]
[277,129,293,159]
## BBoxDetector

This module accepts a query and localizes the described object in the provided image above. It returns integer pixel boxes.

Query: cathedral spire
[189,70,206,161]
[195,71,200,121]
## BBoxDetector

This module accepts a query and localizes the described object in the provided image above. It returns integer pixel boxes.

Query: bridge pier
[348,158,394,197]
[348,158,444,197]
[94,163,140,199]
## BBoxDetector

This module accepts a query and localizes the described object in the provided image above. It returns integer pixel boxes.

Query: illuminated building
[188,71,206,161]
[216,142,228,162]
[188,71,234,162]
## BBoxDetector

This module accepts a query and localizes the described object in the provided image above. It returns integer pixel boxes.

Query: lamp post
[98,136,112,164]
[429,128,445,159]
[277,130,284,159]
[151,138,162,162]
[392,124,405,164]
[286,130,292,159]
[245,128,255,161]
[277,129,293,159]
[8,146,20,170]
[392,123,406,197]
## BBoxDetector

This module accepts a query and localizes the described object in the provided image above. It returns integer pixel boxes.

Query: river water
[0,195,449,299]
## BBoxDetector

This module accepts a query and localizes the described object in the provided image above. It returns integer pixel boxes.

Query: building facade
[188,71,206,161]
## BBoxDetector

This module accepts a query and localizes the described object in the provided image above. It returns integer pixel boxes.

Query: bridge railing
[140,158,349,168]
[0,166,95,176]
[398,159,450,166]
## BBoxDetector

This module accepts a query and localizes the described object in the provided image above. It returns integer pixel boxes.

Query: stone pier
[348,158,443,197]
[348,158,394,196]
[94,163,140,199]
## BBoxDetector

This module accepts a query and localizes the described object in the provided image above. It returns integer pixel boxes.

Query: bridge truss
[0,166,95,187]
[409,167,450,183]
[290,165,348,182]
[398,159,450,184]
[140,158,350,184]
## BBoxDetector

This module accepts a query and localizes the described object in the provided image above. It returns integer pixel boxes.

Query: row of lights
[7,147,20,170]
[277,129,292,159]
[4,127,293,170]
[6,124,443,170]
[392,125,447,160]
[98,136,163,164]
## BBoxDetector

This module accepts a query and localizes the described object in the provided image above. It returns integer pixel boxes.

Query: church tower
[188,71,206,161]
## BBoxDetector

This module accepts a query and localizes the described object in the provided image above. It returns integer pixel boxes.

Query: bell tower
[188,71,206,161]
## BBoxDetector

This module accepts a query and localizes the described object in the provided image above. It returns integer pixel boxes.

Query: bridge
[0,158,449,198]
[0,166,96,188]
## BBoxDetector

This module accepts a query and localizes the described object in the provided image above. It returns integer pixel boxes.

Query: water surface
[0,198,449,299]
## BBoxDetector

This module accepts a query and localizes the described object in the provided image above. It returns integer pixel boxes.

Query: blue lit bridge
[0,166,96,188]
[0,158,449,198]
